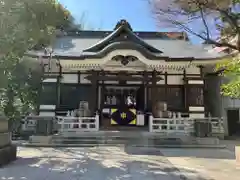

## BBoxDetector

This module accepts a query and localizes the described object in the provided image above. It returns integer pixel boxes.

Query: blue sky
[58,0,202,44]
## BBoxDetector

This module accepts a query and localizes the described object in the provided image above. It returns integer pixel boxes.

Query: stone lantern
[152,101,169,118]
[0,114,17,166]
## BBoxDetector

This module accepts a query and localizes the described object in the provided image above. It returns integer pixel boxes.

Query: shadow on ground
[0,146,213,180]
[125,146,235,160]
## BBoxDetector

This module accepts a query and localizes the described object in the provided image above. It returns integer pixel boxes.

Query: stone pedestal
[0,144,17,167]
[0,116,17,167]
[0,132,11,147]
[235,146,240,163]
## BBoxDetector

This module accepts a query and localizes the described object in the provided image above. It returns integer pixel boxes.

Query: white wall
[79,74,91,84]
[185,66,201,75]
[167,75,184,85]
[39,105,56,117]
[43,78,57,83]
[61,74,78,83]
[189,106,205,118]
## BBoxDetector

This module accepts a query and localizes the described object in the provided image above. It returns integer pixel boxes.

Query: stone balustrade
[149,115,224,137]
[57,114,100,134]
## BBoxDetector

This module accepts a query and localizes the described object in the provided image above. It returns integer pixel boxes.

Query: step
[56,131,170,138]
[52,136,184,146]
[52,136,220,146]
[15,142,227,149]
[55,131,188,139]
[52,135,184,141]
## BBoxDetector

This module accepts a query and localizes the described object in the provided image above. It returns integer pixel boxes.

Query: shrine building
[27,19,229,130]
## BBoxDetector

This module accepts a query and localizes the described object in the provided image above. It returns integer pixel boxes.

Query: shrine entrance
[84,70,162,130]
[100,86,144,129]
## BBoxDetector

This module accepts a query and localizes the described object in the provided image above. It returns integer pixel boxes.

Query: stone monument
[0,115,17,166]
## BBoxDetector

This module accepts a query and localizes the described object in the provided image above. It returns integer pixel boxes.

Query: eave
[25,50,234,63]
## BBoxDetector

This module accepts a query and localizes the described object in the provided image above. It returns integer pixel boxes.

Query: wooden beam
[86,70,163,76]
[85,75,163,81]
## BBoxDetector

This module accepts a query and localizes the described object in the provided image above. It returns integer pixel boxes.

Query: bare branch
[149,0,240,50]
[199,7,210,40]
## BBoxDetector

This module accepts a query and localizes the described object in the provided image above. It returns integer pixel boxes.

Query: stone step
[52,135,184,146]
[55,131,188,139]
[27,130,221,146]
[51,135,220,146]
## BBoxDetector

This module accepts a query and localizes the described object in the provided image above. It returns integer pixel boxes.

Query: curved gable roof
[83,19,163,54]
[26,19,228,62]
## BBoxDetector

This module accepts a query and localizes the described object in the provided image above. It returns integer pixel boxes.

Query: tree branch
[158,13,239,49]
[199,6,210,40]
[151,0,240,50]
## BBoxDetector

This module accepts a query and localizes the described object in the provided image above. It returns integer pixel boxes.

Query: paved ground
[221,139,240,152]
[160,148,240,180]
[0,146,240,180]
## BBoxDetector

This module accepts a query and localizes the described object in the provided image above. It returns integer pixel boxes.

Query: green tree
[0,0,77,120]
[149,0,240,97]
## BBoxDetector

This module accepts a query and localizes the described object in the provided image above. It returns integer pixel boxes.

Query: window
[188,86,204,106]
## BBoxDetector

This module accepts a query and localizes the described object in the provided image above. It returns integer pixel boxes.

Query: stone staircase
[50,131,202,147]
[23,130,223,148]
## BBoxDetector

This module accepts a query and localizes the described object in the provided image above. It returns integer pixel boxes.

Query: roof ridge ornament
[114,19,133,31]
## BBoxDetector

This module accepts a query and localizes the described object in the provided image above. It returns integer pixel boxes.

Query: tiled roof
[27,19,227,60]
[28,36,225,59]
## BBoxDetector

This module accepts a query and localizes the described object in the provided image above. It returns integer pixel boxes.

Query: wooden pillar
[100,71,105,110]
[183,69,188,110]
[143,71,148,110]
[151,70,157,110]
[56,63,62,108]
[90,70,98,115]
[77,71,81,84]
[56,76,60,108]
[198,65,204,78]
[164,72,168,102]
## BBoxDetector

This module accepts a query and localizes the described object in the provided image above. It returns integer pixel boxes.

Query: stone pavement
[0,146,239,180]
[220,139,240,152]
[160,148,240,180]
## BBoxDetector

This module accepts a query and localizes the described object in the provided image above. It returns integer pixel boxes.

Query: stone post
[149,115,153,132]
[0,116,17,166]
[235,146,240,163]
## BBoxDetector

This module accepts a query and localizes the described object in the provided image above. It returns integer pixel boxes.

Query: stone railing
[21,117,38,132]
[149,116,188,135]
[57,114,99,133]
[149,115,224,137]
[20,116,58,135]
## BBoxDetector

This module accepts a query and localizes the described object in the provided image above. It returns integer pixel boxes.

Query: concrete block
[29,135,53,144]
[0,132,11,147]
